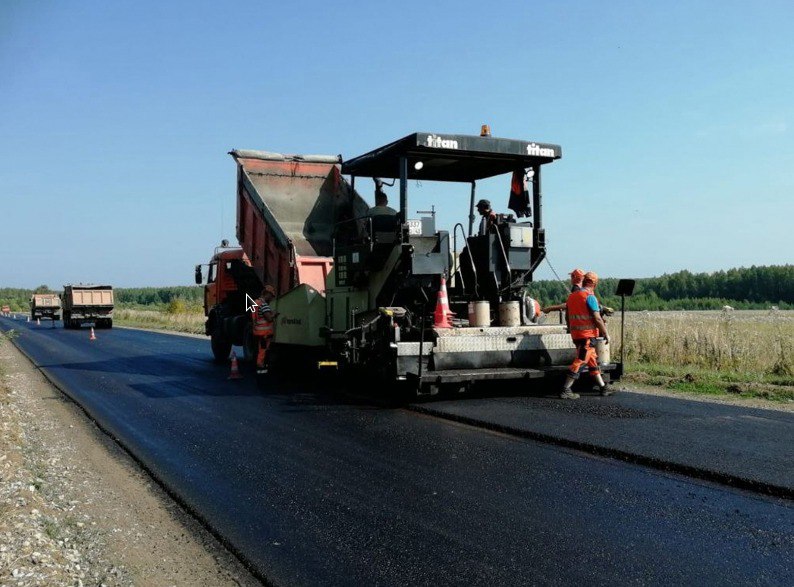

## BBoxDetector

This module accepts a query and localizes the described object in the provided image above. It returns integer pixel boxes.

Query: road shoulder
[0,336,260,586]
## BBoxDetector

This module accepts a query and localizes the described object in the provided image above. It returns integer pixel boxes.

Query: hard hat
[263,284,276,295]
[583,271,599,285]
[476,199,491,210]
[569,268,585,282]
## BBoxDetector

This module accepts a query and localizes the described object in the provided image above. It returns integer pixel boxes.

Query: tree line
[1,265,791,312]
[526,265,793,310]
[0,285,203,312]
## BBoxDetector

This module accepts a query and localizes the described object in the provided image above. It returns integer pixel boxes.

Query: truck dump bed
[31,294,61,309]
[30,294,62,320]
[230,150,369,294]
[63,286,114,308]
[62,285,114,329]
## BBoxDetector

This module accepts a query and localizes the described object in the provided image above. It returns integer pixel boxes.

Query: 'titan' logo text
[425,134,459,149]
[526,143,556,157]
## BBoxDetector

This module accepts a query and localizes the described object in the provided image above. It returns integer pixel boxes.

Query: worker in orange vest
[542,268,615,317]
[560,271,612,399]
[252,285,277,374]
[541,268,585,314]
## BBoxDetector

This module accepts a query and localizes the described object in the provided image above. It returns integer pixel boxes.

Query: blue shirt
[586,294,599,313]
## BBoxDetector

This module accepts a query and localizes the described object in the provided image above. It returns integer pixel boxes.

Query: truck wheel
[63,313,70,329]
[106,319,113,329]
[211,335,232,363]
[242,324,256,363]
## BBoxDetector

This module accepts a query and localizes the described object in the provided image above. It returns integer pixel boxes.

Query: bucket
[468,301,490,327]
[594,337,610,365]
[498,301,521,327]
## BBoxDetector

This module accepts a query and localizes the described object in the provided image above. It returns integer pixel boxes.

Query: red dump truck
[195,151,361,361]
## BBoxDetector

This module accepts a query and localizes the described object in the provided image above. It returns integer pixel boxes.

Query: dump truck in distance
[30,294,62,321]
[62,285,114,329]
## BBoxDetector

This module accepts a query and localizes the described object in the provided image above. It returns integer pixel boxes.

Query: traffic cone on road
[227,351,243,380]
[433,276,454,328]
[27,316,30,322]
[37,318,41,326]
[89,327,97,341]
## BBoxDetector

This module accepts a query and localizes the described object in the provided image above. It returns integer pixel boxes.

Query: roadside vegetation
[527,264,793,311]
[112,287,206,334]
[612,310,794,402]
[114,307,204,335]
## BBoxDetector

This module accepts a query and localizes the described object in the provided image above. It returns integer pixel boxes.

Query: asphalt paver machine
[300,131,623,394]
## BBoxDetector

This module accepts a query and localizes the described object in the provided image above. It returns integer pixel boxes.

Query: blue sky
[1,0,791,287]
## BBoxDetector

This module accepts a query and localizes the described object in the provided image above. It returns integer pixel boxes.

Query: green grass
[625,361,794,402]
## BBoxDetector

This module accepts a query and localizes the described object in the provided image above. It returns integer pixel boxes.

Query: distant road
[1,315,792,585]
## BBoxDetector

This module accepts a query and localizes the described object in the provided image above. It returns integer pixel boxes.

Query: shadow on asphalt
[34,348,620,408]
[266,374,581,410]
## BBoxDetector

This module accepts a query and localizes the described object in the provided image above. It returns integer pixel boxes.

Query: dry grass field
[609,310,794,401]
[114,307,205,335]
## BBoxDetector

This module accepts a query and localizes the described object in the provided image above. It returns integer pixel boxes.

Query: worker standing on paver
[369,191,398,216]
[559,271,612,399]
[476,199,498,235]
[252,285,277,375]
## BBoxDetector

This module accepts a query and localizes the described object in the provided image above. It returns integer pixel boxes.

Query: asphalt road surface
[2,315,792,586]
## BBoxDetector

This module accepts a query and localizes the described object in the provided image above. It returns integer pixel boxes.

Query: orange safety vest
[566,289,598,340]
[252,297,274,337]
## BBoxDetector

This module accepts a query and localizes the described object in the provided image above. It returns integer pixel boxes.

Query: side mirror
[194,265,203,285]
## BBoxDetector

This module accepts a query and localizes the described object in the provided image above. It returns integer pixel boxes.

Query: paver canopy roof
[342,132,561,182]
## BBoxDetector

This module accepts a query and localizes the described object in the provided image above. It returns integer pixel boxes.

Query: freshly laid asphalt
[412,389,794,496]
[1,314,792,586]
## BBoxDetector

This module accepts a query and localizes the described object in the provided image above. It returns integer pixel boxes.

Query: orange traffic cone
[433,276,454,328]
[89,327,97,341]
[227,351,243,380]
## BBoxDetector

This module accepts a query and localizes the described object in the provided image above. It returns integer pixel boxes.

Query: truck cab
[196,244,261,362]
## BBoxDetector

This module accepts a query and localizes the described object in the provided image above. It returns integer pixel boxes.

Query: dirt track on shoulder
[0,339,259,586]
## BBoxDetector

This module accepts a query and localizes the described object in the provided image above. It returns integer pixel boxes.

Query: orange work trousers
[568,338,600,379]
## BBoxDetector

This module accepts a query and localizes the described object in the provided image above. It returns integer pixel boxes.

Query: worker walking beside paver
[560,271,612,399]
[252,285,277,375]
